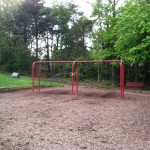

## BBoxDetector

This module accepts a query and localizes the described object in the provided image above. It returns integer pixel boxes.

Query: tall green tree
[92,0,119,57]
[115,0,150,81]
[0,0,33,73]
[51,3,81,60]
[92,0,120,85]
[71,16,93,56]
[115,0,150,64]
[20,0,49,60]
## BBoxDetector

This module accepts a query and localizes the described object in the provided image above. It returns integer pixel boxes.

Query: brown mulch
[0,86,150,150]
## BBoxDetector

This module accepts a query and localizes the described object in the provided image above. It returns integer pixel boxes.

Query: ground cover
[0,73,64,88]
[0,86,149,150]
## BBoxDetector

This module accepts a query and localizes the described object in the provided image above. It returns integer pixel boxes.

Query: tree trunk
[50,32,54,72]
[111,65,115,87]
[144,63,149,82]
[35,17,39,60]
[97,64,100,82]
[46,31,51,73]
[135,64,138,82]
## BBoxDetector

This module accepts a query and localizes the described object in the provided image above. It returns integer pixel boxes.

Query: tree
[71,16,93,56]
[115,0,150,64]
[115,0,150,81]
[20,0,49,60]
[0,0,33,73]
[92,0,120,85]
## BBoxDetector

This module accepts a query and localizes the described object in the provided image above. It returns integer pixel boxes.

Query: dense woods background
[0,0,150,84]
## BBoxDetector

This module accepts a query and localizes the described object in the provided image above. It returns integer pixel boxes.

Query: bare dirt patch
[0,86,150,150]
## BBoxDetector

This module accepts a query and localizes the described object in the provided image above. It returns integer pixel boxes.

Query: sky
[44,0,125,17]
[43,0,125,50]
[44,0,95,17]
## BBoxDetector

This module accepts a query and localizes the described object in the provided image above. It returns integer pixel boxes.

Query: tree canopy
[0,0,149,83]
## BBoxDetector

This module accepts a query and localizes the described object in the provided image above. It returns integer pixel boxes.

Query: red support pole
[32,60,125,99]
[72,61,75,94]
[122,61,125,98]
[38,63,40,92]
[120,62,122,99]
[120,61,124,99]
[32,62,35,93]
[76,63,78,94]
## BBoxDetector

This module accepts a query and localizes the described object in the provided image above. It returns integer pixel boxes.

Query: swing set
[32,60,124,99]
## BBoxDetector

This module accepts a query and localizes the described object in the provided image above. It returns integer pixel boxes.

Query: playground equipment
[32,60,124,99]
[126,82,144,87]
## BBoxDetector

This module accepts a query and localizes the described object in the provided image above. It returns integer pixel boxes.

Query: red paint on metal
[120,62,122,99]
[71,60,124,99]
[32,62,35,93]
[76,63,78,94]
[119,61,124,99]
[38,63,40,92]
[32,61,75,93]
[72,61,76,94]
[32,60,124,99]
[122,62,125,98]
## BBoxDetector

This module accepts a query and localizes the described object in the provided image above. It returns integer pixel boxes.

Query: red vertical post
[122,61,124,98]
[76,63,78,94]
[120,61,124,99]
[72,61,75,94]
[120,62,122,99]
[38,63,40,92]
[32,64,34,93]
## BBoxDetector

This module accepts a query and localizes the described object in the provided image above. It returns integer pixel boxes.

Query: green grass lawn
[0,73,64,88]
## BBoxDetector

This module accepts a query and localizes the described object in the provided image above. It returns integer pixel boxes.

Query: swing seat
[126,82,144,87]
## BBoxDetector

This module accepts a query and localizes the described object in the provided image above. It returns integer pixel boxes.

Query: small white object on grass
[11,72,20,78]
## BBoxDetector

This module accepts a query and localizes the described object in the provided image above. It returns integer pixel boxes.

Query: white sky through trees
[43,0,124,51]
[44,0,95,17]
[44,0,125,17]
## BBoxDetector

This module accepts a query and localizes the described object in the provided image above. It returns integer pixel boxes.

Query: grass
[0,73,64,88]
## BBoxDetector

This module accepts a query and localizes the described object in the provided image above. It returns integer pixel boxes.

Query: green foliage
[0,73,64,88]
[50,3,93,62]
[0,0,150,84]
[91,0,150,83]
[115,0,150,65]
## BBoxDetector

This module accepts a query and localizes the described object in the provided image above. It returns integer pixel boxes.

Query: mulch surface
[0,86,150,150]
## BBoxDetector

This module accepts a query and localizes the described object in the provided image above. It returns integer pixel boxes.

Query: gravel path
[0,86,150,150]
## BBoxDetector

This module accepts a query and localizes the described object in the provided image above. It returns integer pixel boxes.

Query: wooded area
[0,0,150,84]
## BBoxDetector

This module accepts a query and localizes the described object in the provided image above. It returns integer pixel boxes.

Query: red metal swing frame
[32,60,124,99]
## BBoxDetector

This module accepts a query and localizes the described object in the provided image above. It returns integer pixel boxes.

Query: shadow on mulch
[79,91,120,99]
[40,89,119,99]
[41,89,71,95]
[0,86,32,93]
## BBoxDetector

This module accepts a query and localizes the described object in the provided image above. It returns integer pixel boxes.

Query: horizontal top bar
[75,60,122,63]
[33,60,123,64]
